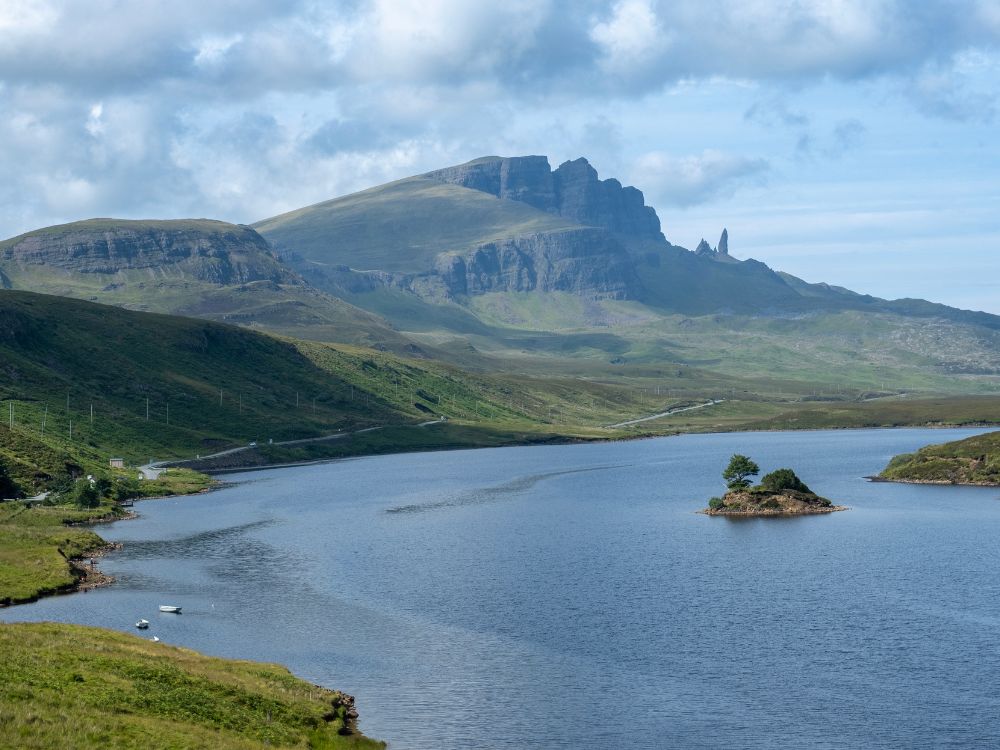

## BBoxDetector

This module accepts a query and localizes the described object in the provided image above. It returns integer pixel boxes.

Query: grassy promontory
[0,622,384,749]
[0,469,213,607]
[879,430,1000,485]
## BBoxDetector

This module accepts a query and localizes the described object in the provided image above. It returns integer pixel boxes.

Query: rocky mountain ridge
[0,218,412,350]
[424,156,664,241]
[0,219,295,286]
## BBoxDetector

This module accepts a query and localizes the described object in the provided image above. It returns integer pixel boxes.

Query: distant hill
[0,218,411,350]
[255,155,1000,325]
[5,158,1000,400]
[251,155,1000,393]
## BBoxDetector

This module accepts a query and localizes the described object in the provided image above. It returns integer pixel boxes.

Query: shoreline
[193,421,1000,477]
[868,475,1000,487]
[0,539,123,608]
[700,505,849,516]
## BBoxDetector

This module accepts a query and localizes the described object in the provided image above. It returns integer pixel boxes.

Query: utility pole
[8,401,11,429]
[296,391,299,408]
[220,388,223,406]
[166,403,169,425]
[239,393,243,415]
[42,405,47,435]
[90,403,94,424]
[69,421,73,440]
[146,398,149,421]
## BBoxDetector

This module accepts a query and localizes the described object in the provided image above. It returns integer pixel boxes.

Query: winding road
[607,399,725,429]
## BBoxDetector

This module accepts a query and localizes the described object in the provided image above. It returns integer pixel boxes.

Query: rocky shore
[703,488,847,516]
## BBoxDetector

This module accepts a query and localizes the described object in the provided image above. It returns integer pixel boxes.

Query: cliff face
[300,228,639,301]
[433,228,639,299]
[0,219,297,286]
[424,156,664,241]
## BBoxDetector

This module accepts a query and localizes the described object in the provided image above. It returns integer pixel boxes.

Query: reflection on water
[4,428,1000,750]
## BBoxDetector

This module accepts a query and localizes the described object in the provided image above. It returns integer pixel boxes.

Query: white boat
[158,605,182,613]
[135,619,150,629]
[149,636,160,642]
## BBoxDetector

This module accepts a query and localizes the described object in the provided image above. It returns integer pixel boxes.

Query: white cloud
[85,102,104,137]
[347,0,552,82]
[193,33,244,68]
[0,0,997,254]
[0,0,58,32]
[631,150,770,207]
[590,0,668,72]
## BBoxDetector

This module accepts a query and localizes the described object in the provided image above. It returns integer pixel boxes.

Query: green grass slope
[253,176,580,273]
[0,290,660,487]
[0,290,411,480]
[0,622,384,749]
[879,430,1000,485]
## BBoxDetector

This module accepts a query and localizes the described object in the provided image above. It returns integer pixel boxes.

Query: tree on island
[722,454,759,490]
[759,468,811,494]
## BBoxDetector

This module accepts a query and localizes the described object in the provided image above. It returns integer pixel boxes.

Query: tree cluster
[722,455,811,494]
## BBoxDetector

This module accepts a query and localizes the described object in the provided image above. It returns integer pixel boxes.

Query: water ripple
[385,464,630,514]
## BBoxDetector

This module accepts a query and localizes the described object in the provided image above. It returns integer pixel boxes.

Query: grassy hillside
[0,622,384,749]
[3,288,998,488]
[0,289,661,487]
[254,176,579,273]
[0,290,409,483]
[879,430,1000,485]
[349,288,1000,398]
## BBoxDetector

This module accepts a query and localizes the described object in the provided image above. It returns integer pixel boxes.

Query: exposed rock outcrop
[425,156,664,241]
[0,219,297,286]
[718,228,729,256]
[434,228,639,299]
[297,228,640,301]
[424,155,557,213]
[704,489,847,516]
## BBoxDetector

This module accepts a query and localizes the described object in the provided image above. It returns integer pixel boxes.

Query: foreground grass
[880,430,1000,485]
[0,622,384,749]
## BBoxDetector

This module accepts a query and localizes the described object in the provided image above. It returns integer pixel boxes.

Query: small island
[702,454,847,516]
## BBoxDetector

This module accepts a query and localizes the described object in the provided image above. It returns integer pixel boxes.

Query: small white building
[109,458,125,469]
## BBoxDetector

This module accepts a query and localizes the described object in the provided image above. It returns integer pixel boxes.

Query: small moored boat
[158,605,182,613]
[150,636,160,642]
[135,619,150,629]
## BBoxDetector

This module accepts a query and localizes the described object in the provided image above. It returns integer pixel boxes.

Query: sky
[1,0,998,312]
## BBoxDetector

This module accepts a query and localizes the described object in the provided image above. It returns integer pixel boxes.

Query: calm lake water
[4,428,1000,749]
